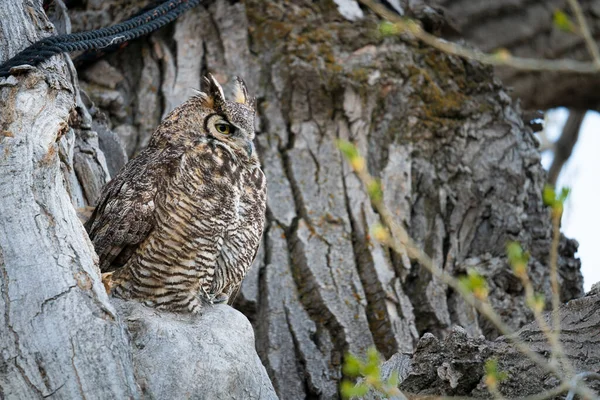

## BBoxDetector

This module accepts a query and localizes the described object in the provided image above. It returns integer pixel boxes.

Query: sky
[541,109,600,292]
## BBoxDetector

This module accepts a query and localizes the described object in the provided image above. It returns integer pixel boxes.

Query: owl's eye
[215,123,233,135]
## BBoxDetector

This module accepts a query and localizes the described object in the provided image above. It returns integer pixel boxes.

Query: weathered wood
[114,300,278,399]
[0,1,137,398]
[0,2,285,399]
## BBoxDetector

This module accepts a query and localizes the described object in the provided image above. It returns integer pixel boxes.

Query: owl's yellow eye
[215,123,231,134]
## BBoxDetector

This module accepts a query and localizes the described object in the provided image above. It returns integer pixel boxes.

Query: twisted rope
[0,0,202,77]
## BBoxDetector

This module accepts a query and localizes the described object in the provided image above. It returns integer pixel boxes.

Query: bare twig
[547,110,585,186]
[353,165,553,374]
[339,2,600,396]
[567,0,600,66]
[512,251,572,375]
[358,0,600,74]
[549,201,563,367]
[517,381,571,400]
[565,372,600,400]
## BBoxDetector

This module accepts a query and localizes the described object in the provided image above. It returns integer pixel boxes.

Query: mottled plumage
[85,75,266,313]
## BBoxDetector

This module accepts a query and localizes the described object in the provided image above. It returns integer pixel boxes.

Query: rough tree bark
[0,1,138,398]
[0,0,594,399]
[367,288,600,398]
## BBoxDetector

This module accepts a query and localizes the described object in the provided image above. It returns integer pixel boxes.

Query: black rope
[0,0,202,77]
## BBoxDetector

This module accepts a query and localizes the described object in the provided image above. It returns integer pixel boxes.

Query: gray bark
[0,1,137,398]
[0,0,593,399]
[65,1,585,398]
[114,300,277,399]
[369,289,600,398]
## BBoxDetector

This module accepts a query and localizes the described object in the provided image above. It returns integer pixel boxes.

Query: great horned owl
[85,75,266,313]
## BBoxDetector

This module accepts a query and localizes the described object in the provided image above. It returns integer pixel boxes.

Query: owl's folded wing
[85,153,162,273]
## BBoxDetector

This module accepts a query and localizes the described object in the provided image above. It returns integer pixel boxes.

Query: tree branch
[547,110,585,186]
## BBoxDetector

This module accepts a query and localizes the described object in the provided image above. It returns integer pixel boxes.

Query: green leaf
[363,361,381,379]
[506,242,529,277]
[367,180,383,202]
[336,139,360,161]
[366,348,381,365]
[506,242,524,264]
[543,185,570,212]
[379,21,399,36]
[363,348,381,378]
[485,358,508,382]
[492,48,511,61]
[458,275,470,293]
[485,358,499,376]
[387,370,400,387]
[553,10,575,32]
[371,224,390,243]
[340,380,355,398]
[343,354,362,377]
[558,187,571,203]
[543,185,557,207]
[341,381,369,398]
[353,383,370,397]
[459,269,489,299]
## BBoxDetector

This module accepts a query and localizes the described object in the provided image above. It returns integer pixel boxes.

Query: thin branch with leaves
[336,140,597,400]
[358,0,600,74]
[566,0,600,66]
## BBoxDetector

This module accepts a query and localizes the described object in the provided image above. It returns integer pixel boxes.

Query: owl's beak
[245,140,254,158]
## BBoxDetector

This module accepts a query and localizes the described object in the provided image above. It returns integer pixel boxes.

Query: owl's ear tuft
[233,76,250,105]
[199,74,226,108]
[193,89,214,108]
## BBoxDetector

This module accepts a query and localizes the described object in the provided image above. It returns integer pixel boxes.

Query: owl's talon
[212,293,229,304]
[187,297,203,313]
[144,300,156,307]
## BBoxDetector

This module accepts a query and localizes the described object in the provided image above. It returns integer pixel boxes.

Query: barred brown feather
[85,75,266,312]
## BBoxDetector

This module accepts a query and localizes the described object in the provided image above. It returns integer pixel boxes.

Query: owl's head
[196,74,256,158]
[152,74,257,161]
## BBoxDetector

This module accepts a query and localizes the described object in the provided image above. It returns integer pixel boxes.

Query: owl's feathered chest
[171,143,259,212]
[108,142,264,310]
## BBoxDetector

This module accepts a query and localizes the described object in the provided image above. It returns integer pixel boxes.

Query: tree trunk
[0,1,137,398]
[0,0,590,399]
